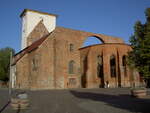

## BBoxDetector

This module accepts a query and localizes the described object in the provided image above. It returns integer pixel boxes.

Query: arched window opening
[68,60,75,74]
[82,36,103,47]
[122,55,126,66]
[97,55,103,78]
[110,55,116,77]
[122,55,127,76]
[31,55,39,71]
[69,44,74,52]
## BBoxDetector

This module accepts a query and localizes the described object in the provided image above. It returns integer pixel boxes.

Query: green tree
[128,8,150,87]
[0,47,15,81]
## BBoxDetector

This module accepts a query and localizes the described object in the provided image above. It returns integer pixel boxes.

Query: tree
[128,8,150,87]
[0,47,15,81]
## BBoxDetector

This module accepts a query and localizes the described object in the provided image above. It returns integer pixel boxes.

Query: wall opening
[97,55,104,87]
[69,44,74,52]
[110,55,116,77]
[122,55,127,77]
[82,36,103,47]
[97,55,103,78]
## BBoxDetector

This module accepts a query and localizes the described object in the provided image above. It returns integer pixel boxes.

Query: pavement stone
[0,88,150,113]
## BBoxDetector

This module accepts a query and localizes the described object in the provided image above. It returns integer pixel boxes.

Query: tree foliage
[128,8,150,79]
[0,47,15,81]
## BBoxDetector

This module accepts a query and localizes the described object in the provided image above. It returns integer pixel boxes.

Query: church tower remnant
[20,9,57,50]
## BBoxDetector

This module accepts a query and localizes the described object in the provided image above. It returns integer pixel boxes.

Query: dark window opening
[122,55,127,76]
[110,55,116,77]
[97,55,103,78]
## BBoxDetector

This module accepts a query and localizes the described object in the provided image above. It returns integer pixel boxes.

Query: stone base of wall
[14,80,142,89]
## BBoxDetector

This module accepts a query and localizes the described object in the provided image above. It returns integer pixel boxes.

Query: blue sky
[0,0,149,52]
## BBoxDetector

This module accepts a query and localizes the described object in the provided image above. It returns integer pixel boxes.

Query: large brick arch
[92,35,105,43]
[94,33,124,44]
[53,27,124,50]
[79,33,124,49]
[82,35,105,46]
[79,34,106,48]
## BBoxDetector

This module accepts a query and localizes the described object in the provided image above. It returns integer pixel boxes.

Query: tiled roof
[12,33,50,65]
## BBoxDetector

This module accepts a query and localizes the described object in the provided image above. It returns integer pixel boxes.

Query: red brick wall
[15,24,140,89]
[80,44,138,88]
[16,54,29,89]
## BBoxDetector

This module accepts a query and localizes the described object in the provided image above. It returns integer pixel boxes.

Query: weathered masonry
[11,9,141,89]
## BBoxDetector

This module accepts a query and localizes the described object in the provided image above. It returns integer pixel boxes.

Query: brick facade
[13,22,141,89]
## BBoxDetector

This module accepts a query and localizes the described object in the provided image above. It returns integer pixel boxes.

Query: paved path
[0,88,150,113]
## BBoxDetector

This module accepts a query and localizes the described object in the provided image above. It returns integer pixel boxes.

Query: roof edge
[20,9,58,18]
[12,33,51,65]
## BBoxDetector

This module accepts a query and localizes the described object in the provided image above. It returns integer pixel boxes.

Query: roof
[12,33,51,65]
[20,9,58,17]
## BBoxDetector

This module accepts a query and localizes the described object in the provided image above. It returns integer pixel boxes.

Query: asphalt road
[0,88,150,113]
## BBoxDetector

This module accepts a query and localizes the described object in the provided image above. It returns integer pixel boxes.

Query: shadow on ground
[1,88,150,113]
[70,90,150,113]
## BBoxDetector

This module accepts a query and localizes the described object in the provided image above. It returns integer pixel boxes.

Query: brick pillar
[116,50,124,87]
[103,48,110,85]
[118,55,125,87]
[86,52,92,88]
[86,51,93,88]
[126,66,131,87]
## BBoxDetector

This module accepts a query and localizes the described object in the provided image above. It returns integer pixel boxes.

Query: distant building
[11,9,141,89]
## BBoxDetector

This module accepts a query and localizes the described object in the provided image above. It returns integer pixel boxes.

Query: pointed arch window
[31,54,39,71]
[122,55,127,76]
[97,55,103,78]
[68,60,75,74]
[122,55,126,66]
[110,55,116,77]
[69,44,74,52]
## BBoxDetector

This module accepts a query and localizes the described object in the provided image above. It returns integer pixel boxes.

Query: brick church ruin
[11,9,141,89]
